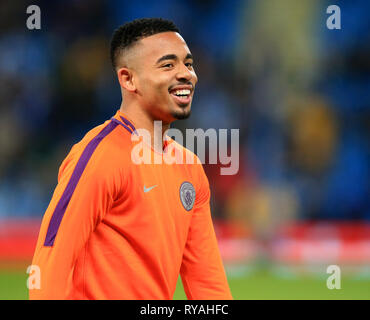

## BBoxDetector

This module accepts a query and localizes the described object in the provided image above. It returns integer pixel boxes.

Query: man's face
[128,32,198,123]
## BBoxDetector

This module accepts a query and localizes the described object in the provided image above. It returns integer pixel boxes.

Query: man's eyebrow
[156,54,177,64]
[185,53,193,61]
[155,53,193,64]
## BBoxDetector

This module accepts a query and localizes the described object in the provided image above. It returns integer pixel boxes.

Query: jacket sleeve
[180,163,233,300]
[29,141,120,299]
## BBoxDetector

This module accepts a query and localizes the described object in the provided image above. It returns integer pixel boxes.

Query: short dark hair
[110,18,180,69]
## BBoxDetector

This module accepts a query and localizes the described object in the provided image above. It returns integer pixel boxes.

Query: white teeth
[174,89,190,96]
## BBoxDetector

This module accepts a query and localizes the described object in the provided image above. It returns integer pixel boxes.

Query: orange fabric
[29,110,232,300]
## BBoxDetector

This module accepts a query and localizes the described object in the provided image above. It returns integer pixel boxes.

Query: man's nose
[176,64,193,81]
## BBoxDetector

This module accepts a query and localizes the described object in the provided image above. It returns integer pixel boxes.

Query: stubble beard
[171,105,192,120]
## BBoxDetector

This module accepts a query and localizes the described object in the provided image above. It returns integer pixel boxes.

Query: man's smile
[169,84,194,106]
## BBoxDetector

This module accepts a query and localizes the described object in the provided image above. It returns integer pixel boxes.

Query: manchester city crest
[179,181,196,211]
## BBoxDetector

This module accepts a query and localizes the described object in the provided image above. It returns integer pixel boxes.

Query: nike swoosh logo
[144,185,157,193]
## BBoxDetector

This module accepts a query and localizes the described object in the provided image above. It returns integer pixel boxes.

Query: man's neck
[119,103,170,153]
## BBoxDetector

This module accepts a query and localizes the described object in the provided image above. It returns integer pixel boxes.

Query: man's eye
[163,63,173,68]
[185,62,193,68]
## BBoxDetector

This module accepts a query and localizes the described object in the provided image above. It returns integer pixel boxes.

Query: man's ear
[117,67,136,92]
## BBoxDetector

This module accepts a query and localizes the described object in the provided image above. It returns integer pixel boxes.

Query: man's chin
[171,107,191,120]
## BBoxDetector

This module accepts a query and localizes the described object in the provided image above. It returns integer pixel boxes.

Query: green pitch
[1,267,369,300]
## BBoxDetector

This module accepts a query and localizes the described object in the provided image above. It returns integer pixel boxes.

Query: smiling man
[30,18,232,300]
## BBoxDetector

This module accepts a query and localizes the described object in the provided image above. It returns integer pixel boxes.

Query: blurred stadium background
[0,0,369,299]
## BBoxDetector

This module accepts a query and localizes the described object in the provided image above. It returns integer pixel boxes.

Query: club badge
[179,181,196,211]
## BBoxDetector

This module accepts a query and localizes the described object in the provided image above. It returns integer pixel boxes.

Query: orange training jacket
[29,110,232,300]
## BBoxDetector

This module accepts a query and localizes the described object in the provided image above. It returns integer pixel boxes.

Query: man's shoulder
[77,119,133,152]
[63,119,133,171]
